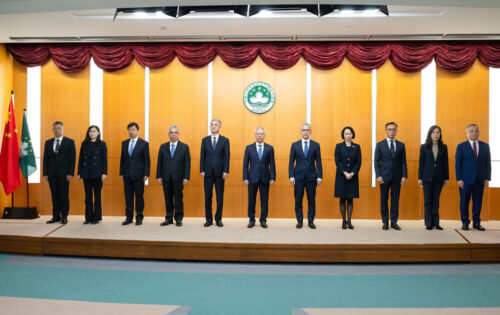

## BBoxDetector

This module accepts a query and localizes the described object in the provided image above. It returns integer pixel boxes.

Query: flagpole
[11,90,14,209]
[23,108,30,208]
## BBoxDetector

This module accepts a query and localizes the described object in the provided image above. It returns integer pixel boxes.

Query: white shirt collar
[255,141,264,149]
[170,140,179,145]
[211,134,219,141]
[302,138,311,144]
[55,136,64,141]
[469,140,477,146]
[130,137,138,142]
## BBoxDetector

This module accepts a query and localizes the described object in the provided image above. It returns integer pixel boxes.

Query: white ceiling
[1,0,500,42]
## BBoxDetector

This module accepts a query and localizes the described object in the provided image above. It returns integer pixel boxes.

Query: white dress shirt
[469,140,479,155]
[128,137,138,154]
[386,138,396,151]
[53,136,64,152]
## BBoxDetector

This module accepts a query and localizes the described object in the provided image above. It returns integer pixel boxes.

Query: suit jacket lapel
[299,140,306,159]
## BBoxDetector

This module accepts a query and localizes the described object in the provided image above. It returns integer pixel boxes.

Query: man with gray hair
[455,124,491,231]
[289,122,323,229]
[200,118,230,227]
[157,125,191,227]
[243,127,276,228]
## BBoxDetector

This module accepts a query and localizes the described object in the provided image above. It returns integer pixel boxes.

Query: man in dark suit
[455,124,491,231]
[289,123,323,229]
[200,118,230,227]
[157,125,191,227]
[43,121,76,225]
[243,127,276,228]
[374,122,407,230]
[119,122,150,226]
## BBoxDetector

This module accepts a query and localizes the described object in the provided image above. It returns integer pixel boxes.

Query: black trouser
[48,176,70,219]
[123,178,144,221]
[294,180,317,223]
[162,180,184,223]
[248,182,270,223]
[423,179,444,227]
[204,175,224,223]
[83,178,103,222]
[459,178,484,226]
[380,178,401,224]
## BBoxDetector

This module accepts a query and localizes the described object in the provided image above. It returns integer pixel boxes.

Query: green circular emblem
[243,81,276,114]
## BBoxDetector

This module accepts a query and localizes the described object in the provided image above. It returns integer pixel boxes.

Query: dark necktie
[390,140,395,157]
[473,141,478,158]
[55,139,60,153]
[212,137,217,150]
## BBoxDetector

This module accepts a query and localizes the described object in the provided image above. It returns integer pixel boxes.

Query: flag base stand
[2,207,39,219]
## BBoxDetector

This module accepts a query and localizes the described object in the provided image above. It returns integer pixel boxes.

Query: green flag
[19,111,37,178]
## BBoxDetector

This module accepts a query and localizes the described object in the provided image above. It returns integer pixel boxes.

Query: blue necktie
[128,140,135,156]
[258,144,263,161]
[304,141,308,158]
[212,137,217,150]
[170,143,175,158]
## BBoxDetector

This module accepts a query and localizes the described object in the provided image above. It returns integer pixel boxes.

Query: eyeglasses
[301,129,311,132]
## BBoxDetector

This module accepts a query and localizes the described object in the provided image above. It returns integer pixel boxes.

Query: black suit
[200,135,230,223]
[157,141,191,223]
[78,140,108,222]
[243,142,276,223]
[289,139,323,223]
[418,144,449,228]
[43,137,76,220]
[374,139,407,224]
[119,138,150,222]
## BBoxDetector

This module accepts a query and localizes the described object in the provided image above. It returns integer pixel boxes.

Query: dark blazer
[335,142,362,176]
[78,141,108,179]
[288,139,323,182]
[455,140,491,185]
[156,141,191,182]
[43,137,76,178]
[418,144,449,182]
[200,135,230,177]
[119,138,150,181]
[243,143,276,184]
[374,139,408,182]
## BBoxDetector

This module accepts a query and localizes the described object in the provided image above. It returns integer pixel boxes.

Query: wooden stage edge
[0,234,498,263]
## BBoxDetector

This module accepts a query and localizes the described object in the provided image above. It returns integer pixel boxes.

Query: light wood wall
[8,56,500,220]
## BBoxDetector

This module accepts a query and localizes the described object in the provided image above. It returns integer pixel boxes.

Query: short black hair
[53,121,63,127]
[385,122,398,129]
[341,126,355,140]
[127,122,139,130]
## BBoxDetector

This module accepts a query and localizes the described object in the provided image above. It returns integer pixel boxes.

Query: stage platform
[0,216,499,263]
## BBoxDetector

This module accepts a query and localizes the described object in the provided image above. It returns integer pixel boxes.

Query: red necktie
[473,141,478,158]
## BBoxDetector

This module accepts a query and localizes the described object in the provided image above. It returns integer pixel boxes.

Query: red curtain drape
[7,41,500,73]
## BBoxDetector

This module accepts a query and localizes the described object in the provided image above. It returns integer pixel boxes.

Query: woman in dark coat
[334,126,362,229]
[418,125,449,230]
[77,125,107,224]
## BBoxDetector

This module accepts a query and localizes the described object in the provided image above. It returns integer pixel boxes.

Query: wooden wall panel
[312,60,372,219]
[377,61,421,220]
[212,56,306,219]
[436,61,489,220]
[40,60,89,215]
[147,58,207,218]
[102,61,144,217]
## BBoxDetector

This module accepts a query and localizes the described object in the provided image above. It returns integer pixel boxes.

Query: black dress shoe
[160,220,173,226]
[216,221,223,227]
[342,220,347,230]
[83,220,90,225]
[46,218,61,224]
[462,224,469,231]
[247,222,255,228]
[260,222,268,229]
[308,222,317,229]
[435,226,443,230]
[204,221,213,227]
[91,221,98,225]
[176,221,182,227]
[382,223,389,230]
[391,223,401,230]
[473,224,486,231]
[347,221,354,229]
[135,220,142,226]
[426,226,433,230]
[61,218,68,225]
[122,220,133,225]
[296,222,303,229]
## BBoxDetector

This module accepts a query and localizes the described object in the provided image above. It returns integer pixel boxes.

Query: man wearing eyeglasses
[289,122,323,229]
[374,122,408,231]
